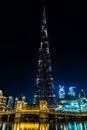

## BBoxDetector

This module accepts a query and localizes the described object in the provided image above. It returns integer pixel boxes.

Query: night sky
[0,1,87,103]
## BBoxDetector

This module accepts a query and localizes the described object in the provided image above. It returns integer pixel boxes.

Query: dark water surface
[0,121,87,130]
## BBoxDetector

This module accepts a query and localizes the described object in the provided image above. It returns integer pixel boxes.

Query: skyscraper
[7,96,13,110]
[34,7,56,105]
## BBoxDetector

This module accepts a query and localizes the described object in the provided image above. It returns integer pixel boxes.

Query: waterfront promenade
[0,103,87,122]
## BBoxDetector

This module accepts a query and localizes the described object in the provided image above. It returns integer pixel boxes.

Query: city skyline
[0,1,87,103]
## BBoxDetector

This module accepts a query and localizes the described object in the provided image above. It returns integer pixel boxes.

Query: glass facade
[56,97,87,112]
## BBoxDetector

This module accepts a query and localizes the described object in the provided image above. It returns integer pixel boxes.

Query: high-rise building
[59,85,65,99]
[7,96,13,110]
[34,7,56,105]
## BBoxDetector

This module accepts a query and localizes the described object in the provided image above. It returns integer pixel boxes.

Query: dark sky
[0,1,87,103]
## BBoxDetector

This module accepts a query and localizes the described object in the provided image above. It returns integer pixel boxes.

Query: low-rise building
[0,90,6,111]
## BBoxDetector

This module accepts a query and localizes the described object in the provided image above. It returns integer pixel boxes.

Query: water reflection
[0,121,87,130]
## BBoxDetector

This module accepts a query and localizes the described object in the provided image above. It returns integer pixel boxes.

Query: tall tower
[34,7,56,105]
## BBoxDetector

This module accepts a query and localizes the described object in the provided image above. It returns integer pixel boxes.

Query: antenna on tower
[41,6,48,38]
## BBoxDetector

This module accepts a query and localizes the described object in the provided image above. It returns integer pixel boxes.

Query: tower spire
[41,6,48,37]
[41,6,49,52]
[42,6,46,25]
[34,7,56,105]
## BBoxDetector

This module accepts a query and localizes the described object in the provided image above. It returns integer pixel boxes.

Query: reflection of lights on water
[64,124,68,130]
[20,123,39,129]
[12,123,49,130]
[12,123,20,130]
[77,123,83,130]
[40,123,49,130]
[68,123,72,129]
[74,122,77,130]
[60,124,63,129]
[0,122,87,130]
[2,123,6,130]
[68,122,84,130]
[55,123,58,130]
[0,122,2,128]
[84,122,87,130]
[12,122,87,130]
[56,123,67,130]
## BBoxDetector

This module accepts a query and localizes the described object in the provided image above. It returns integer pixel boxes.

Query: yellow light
[20,123,39,129]
[40,123,49,130]
[12,123,49,130]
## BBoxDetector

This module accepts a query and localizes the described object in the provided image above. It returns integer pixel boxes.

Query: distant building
[0,90,6,111]
[59,85,65,99]
[7,96,13,110]
[22,96,26,102]
[68,87,76,97]
[15,97,19,109]
[79,89,86,98]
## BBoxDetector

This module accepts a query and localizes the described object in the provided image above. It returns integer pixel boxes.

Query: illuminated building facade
[56,86,87,112]
[68,87,76,97]
[0,90,6,111]
[59,85,65,99]
[34,7,56,105]
[56,96,87,112]
[16,101,28,110]
[39,100,48,112]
